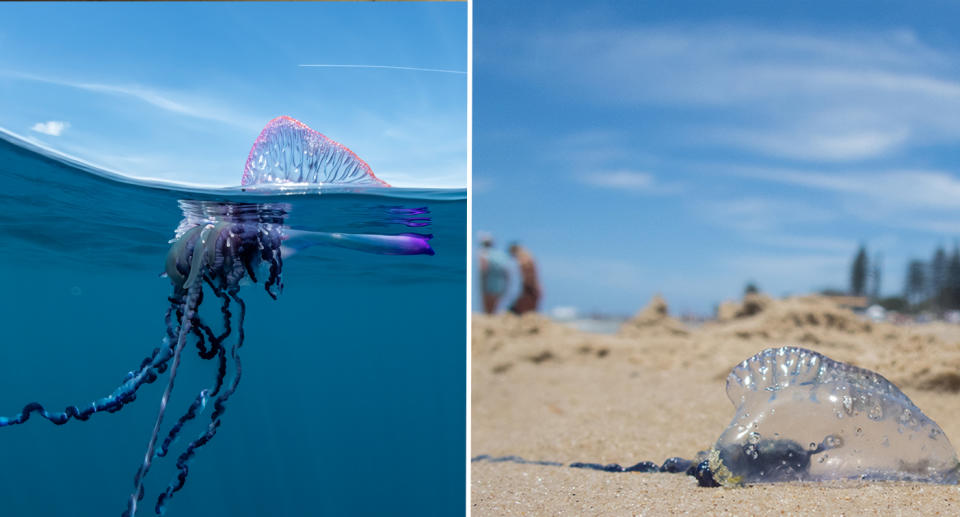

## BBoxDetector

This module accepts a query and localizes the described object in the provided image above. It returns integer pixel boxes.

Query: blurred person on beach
[509,242,541,314]
[478,232,510,314]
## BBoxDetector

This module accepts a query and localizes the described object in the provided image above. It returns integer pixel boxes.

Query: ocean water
[0,132,465,516]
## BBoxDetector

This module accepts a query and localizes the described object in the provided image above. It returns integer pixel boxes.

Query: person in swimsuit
[478,233,510,314]
[508,242,541,314]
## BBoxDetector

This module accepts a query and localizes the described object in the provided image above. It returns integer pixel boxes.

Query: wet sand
[471,296,960,515]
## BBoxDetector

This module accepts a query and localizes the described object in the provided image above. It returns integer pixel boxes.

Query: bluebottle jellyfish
[473,346,960,488]
[707,346,960,486]
[0,116,433,515]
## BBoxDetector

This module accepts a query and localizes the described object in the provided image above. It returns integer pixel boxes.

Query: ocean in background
[0,132,465,516]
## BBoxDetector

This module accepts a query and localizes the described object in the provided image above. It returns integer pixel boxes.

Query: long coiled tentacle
[156,284,233,459]
[0,304,182,428]
[155,388,209,460]
[155,290,246,515]
[155,344,226,460]
[124,283,202,517]
[0,215,286,517]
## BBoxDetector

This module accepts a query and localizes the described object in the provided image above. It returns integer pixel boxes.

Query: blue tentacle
[124,284,202,517]
[156,388,210,460]
[155,291,246,515]
[0,305,181,428]
[157,285,233,459]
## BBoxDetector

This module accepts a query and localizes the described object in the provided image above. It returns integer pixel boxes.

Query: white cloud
[500,26,955,104]
[698,196,865,253]
[3,70,262,130]
[74,82,262,130]
[0,126,227,189]
[491,25,960,162]
[471,176,494,194]
[579,170,647,189]
[577,170,684,194]
[714,166,960,237]
[754,234,858,252]
[731,167,960,211]
[3,70,466,188]
[702,197,836,232]
[30,120,69,136]
[714,127,911,162]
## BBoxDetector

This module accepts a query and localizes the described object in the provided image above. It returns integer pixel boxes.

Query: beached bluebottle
[473,346,960,488]
[0,116,433,516]
[707,346,960,486]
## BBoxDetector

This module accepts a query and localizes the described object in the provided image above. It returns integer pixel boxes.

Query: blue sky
[0,3,466,188]
[474,0,960,315]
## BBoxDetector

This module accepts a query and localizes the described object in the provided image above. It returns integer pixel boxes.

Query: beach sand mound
[716,292,773,321]
[472,295,960,516]
[699,295,960,392]
[472,313,631,375]
[709,294,873,343]
[619,294,689,337]
[472,299,960,516]
[472,295,960,392]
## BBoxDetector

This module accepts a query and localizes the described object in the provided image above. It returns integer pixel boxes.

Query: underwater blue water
[0,132,465,516]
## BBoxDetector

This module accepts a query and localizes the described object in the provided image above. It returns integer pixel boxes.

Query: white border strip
[465,0,474,513]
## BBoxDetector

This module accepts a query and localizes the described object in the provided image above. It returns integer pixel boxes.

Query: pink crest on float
[241,116,389,187]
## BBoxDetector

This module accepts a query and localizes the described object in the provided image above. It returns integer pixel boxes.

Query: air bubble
[842,395,854,416]
[824,434,844,449]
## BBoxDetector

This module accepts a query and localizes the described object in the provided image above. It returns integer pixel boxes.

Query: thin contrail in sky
[298,64,466,75]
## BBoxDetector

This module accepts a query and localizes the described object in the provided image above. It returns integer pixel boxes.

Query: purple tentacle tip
[398,233,435,256]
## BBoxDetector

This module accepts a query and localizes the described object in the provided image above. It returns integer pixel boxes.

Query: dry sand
[471,295,960,515]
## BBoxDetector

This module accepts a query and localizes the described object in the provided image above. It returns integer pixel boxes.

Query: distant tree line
[849,244,883,300]
[902,244,960,312]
